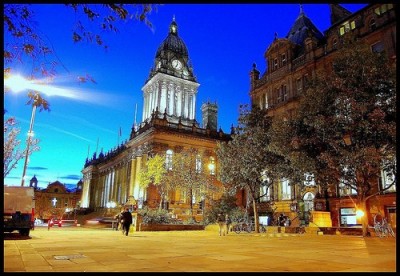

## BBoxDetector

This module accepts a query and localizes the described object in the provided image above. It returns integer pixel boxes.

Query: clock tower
[142,17,200,127]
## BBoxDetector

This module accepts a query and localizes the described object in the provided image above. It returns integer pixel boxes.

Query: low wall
[139,224,205,231]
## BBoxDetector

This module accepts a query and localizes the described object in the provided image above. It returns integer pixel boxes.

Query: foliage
[138,153,169,210]
[203,192,238,224]
[216,104,288,232]
[170,149,217,216]
[137,206,170,225]
[269,36,396,236]
[3,114,39,179]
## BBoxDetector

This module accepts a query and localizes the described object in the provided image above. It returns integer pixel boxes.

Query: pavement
[3,225,397,272]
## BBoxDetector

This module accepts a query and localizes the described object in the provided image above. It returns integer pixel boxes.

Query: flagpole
[134,103,138,130]
[96,137,99,156]
[118,127,121,145]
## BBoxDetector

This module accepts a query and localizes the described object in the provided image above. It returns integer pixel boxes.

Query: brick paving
[3,225,396,272]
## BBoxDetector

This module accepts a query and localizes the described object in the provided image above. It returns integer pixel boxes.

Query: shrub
[138,207,170,225]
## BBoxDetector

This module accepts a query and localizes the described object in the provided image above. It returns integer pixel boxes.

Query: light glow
[356,209,364,218]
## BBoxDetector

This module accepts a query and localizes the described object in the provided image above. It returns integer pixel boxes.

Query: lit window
[303,192,315,212]
[165,149,173,170]
[195,154,202,173]
[208,157,215,175]
[304,173,315,186]
[338,181,357,196]
[340,208,360,226]
[375,4,392,16]
[260,185,271,202]
[280,178,291,200]
[339,21,355,36]
[380,168,396,192]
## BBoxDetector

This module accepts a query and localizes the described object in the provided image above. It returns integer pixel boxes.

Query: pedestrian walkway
[3,226,396,272]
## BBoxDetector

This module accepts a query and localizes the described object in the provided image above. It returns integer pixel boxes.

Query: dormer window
[339,20,356,36]
[281,54,286,66]
[274,58,278,70]
[375,4,393,16]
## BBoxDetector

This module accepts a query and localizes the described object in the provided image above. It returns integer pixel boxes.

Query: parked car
[34,218,43,226]
[48,218,62,227]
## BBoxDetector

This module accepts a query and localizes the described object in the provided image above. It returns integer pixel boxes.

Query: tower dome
[155,18,189,58]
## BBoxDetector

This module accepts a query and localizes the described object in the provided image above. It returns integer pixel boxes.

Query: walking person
[114,211,123,231]
[216,213,226,236]
[225,214,232,235]
[121,208,133,236]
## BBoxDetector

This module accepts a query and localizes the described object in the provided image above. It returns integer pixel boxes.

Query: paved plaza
[3,226,396,272]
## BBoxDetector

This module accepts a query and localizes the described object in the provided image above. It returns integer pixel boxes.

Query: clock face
[172,59,182,70]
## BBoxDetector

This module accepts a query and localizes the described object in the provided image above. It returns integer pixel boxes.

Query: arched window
[208,157,215,175]
[195,154,202,173]
[369,18,376,31]
[332,38,338,49]
[280,178,291,200]
[165,149,173,170]
[303,192,315,212]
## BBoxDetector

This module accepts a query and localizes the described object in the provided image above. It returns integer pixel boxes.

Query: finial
[274,32,278,40]
[300,4,304,15]
[173,14,175,21]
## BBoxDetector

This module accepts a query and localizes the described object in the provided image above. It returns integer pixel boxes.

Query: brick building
[30,176,83,221]
[249,4,396,228]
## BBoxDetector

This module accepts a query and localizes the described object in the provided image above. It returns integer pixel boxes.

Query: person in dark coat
[216,213,226,236]
[114,211,123,231]
[121,208,133,236]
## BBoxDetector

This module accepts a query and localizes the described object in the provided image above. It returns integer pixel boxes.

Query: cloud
[28,166,48,170]
[59,174,82,180]
[6,176,20,179]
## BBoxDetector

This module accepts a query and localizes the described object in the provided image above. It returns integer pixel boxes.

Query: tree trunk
[252,198,260,233]
[159,192,164,210]
[189,189,193,217]
[359,198,369,237]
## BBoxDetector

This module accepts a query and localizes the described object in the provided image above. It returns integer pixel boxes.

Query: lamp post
[21,93,40,186]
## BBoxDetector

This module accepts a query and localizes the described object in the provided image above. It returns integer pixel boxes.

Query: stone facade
[80,18,232,221]
[249,4,396,228]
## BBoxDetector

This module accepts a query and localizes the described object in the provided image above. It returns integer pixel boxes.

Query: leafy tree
[204,193,245,225]
[217,104,288,233]
[4,4,159,82]
[270,36,396,236]
[171,149,218,218]
[138,153,170,210]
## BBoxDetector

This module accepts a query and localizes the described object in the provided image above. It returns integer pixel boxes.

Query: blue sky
[4,4,367,188]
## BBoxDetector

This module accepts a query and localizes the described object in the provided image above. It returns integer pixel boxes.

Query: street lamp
[21,93,40,186]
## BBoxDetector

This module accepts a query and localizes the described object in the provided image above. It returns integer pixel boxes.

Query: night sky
[4,4,367,188]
